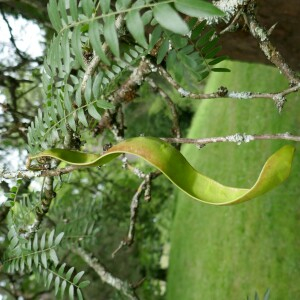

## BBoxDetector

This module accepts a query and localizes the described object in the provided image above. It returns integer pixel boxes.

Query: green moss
[167,61,300,299]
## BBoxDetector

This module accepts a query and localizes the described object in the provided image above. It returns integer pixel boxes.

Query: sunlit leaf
[78,280,90,289]
[77,108,89,127]
[69,0,78,21]
[69,285,75,300]
[87,104,102,120]
[58,263,66,276]
[92,72,104,98]
[71,25,86,69]
[73,271,85,284]
[153,4,189,35]
[54,232,64,246]
[54,276,60,295]
[58,0,68,24]
[49,249,59,266]
[40,232,46,250]
[77,288,83,300]
[84,77,92,102]
[82,0,94,17]
[96,100,114,109]
[100,0,111,13]
[47,0,62,32]
[126,10,148,48]
[175,0,225,18]
[103,15,120,57]
[47,272,54,289]
[48,230,55,247]
[66,267,75,280]
[33,233,38,251]
[41,251,47,268]
[89,21,110,65]
[60,280,67,298]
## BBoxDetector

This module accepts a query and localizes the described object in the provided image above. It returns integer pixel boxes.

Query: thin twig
[0,10,28,60]
[1,165,82,180]
[5,132,300,181]
[146,77,181,140]
[157,65,300,111]
[219,7,244,34]
[112,171,160,257]
[212,0,251,23]
[73,247,140,300]
[112,180,145,257]
[110,58,151,105]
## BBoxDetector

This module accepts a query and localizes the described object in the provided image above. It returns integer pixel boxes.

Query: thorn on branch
[267,22,278,36]
[244,4,300,85]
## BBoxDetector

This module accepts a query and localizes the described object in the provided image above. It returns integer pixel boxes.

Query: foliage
[0,0,227,296]
[27,0,226,153]
[2,183,89,300]
[1,0,298,299]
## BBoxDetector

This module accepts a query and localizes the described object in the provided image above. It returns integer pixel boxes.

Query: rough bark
[218,0,300,70]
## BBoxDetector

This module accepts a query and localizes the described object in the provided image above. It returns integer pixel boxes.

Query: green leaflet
[27,137,295,206]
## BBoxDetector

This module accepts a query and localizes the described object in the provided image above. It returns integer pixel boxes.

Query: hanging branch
[112,157,161,256]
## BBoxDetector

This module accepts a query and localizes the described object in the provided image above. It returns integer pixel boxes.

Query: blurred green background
[167,61,300,299]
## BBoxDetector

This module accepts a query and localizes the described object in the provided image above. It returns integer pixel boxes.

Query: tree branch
[161,132,300,146]
[157,65,300,111]
[73,247,139,300]
[4,132,300,182]
[0,10,29,61]
[24,176,56,237]
[94,59,152,136]
[244,1,300,85]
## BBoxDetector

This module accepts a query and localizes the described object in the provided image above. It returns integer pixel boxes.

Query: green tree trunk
[167,61,300,299]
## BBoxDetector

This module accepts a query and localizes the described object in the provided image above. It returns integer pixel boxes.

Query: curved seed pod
[27,137,294,205]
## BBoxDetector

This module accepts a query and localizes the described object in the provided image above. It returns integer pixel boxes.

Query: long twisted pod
[27,137,295,205]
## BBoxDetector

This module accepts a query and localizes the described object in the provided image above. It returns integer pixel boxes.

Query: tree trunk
[219,0,300,71]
